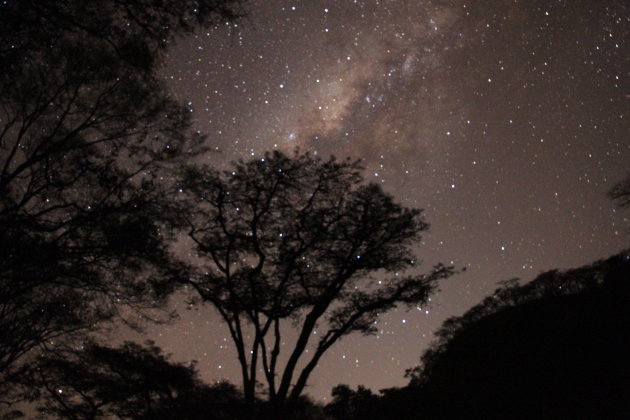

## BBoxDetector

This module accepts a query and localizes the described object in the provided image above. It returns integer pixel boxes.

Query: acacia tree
[179,151,454,403]
[0,0,244,400]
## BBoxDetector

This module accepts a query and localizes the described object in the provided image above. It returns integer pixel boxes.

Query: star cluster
[151,0,628,400]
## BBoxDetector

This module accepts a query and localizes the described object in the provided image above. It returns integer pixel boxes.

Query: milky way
[147,0,629,400]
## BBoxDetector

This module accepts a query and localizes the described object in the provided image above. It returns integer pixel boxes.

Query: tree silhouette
[177,150,454,403]
[325,384,381,420]
[0,0,243,401]
[19,341,247,420]
[397,250,630,419]
[323,251,630,420]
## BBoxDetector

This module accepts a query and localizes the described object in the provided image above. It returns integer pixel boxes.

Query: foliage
[0,0,243,402]
[323,251,630,419]
[397,250,630,418]
[412,250,629,383]
[19,341,247,420]
[178,150,453,402]
[325,384,381,420]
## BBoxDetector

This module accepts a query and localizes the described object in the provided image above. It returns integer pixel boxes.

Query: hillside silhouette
[328,250,630,420]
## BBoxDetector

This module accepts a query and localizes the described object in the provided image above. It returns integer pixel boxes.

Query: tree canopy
[0,0,243,402]
[19,341,247,420]
[336,250,630,420]
[178,150,453,403]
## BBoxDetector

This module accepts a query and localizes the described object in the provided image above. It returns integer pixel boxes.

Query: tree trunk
[275,311,320,400]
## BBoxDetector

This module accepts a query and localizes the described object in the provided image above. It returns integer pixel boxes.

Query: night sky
[138,0,628,401]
